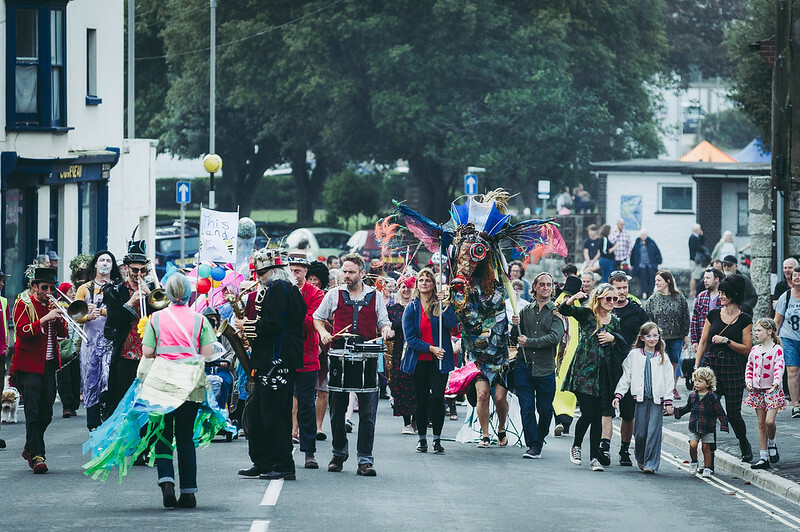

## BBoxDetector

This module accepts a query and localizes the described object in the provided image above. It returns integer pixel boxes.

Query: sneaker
[305,453,319,469]
[345,420,354,433]
[769,445,780,464]
[689,461,699,474]
[523,444,542,459]
[701,467,713,478]
[402,424,416,435]
[22,449,34,470]
[357,463,377,477]
[619,450,632,466]
[316,431,327,441]
[553,424,564,437]
[598,445,611,467]
[416,440,428,453]
[292,436,300,445]
[589,458,604,471]
[328,455,346,472]
[751,458,771,470]
[32,455,48,474]
[569,446,582,465]
[433,440,445,454]
[793,406,800,419]
[643,468,655,474]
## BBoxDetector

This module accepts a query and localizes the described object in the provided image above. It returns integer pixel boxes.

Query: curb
[662,426,800,506]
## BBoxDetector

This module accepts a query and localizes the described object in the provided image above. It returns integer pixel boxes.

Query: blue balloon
[197,263,212,278]
[211,265,226,281]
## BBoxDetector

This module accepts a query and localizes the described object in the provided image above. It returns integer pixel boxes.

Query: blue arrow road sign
[464,174,478,195]
[176,181,191,204]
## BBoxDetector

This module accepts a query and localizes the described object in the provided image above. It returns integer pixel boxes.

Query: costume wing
[387,201,447,253]
[496,219,569,261]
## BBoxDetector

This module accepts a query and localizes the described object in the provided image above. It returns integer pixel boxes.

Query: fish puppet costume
[386,189,567,384]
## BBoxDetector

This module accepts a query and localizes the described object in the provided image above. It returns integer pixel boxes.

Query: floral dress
[387,302,416,417]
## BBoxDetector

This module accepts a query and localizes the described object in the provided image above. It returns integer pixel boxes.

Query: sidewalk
[664,382,800,505]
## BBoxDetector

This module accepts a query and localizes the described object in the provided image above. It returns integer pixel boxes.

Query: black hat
[123,240,148,265]
[32,267,57,284]
[307,261,330,288]
[48,250,61,261]
[722,255,738,265]
[561,275,582,296]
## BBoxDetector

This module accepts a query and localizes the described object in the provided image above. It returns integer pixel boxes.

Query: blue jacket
[400,299,458,375]
[630,237,662,275]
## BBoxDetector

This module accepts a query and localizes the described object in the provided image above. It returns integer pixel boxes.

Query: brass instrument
[49,295,90,344]
[54,288,90,321]
[217,319,251,380]
[147,288,170,310]
[222,280,258,351]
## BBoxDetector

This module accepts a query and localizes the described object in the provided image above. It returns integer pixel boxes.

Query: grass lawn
[157,209,329,225]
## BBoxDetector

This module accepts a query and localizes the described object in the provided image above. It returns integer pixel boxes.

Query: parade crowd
[1,219,799,510]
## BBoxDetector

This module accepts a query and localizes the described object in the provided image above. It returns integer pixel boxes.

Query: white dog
[1,387,20,423]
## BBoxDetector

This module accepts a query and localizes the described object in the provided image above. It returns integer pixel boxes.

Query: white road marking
[249,520,269,532]
[260,479,284,506]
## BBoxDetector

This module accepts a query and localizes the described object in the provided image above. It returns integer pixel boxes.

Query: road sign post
[537,180,551,216]
[464,174,478,196]
[176,181,191,269]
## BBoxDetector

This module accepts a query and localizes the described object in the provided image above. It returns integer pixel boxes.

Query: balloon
[211,265,226,281]
[211,279,222,288]
[197,264,212,278]
[196,278,212,294]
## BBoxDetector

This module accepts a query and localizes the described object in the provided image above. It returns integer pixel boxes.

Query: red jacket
[299,281,324,372]
[11,294,67,374]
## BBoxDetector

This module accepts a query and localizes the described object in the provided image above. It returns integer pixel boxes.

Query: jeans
[514,363,556,447]
[248,371,296,474]
[206,366,233,408]
[330,390,378,465]
[412,360,447,438]
[156,401,200,493]
[637,266,657,297]
[599,257,615,283]
[294,370,318,453]
[17,361,58,458]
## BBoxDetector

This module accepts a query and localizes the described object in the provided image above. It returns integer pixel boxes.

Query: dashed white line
[260,479,284,506]
[249,520,270,532]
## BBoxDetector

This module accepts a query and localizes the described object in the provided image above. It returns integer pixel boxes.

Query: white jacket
[615,348,674,405]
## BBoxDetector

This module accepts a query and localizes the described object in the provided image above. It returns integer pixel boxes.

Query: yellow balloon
[211,279,222,288]
[203,153,223,173]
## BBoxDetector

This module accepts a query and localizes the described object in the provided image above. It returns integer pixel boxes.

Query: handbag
[445,361,480,395]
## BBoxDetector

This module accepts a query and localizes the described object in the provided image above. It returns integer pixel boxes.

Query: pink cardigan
[745,344,784,390]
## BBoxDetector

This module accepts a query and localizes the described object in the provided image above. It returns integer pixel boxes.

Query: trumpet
[49,295,90,344]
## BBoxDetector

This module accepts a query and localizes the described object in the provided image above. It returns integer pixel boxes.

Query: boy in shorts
[674,367,728,477]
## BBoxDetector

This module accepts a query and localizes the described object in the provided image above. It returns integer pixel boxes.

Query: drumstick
[329,324,352,340]
[363,337,382,343]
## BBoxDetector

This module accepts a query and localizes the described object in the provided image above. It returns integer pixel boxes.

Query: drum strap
[342,290,374,336]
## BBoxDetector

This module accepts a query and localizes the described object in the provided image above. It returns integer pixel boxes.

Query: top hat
[123,240,148,265]
[32,267,57,284]
[561,275,583,296]
[253,248,288,272]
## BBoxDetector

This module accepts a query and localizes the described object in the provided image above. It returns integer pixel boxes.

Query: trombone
[49,293,90,344]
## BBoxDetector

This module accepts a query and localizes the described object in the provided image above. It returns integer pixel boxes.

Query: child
[613,322,674,473]
[744,317,786,470]
[674,367,728,478]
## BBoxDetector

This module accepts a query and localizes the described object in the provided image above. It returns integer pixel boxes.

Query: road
[2,398,800,532]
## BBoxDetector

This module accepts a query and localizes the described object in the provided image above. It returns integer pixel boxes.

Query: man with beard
[237,249,306,480]
[609,270,648,466]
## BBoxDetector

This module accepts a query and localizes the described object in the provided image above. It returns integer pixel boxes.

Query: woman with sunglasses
[560,283,628,471]
[644,270,690,400]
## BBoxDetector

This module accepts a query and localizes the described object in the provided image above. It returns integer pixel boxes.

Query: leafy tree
[322,168,380,230]
[724,0,774,149]
[698,109,760,151]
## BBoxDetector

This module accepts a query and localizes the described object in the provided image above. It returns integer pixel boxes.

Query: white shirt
[314,283,391,330]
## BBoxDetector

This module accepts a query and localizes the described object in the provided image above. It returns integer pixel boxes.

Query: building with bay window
[1,0,156,297]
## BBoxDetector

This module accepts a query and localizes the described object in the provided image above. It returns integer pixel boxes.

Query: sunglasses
[129,267,149,274]
[602,296,619,302]
[39,284,56,292]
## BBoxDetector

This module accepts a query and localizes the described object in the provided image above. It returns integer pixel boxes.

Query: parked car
[154,224,200,278]
[284,227,352,260]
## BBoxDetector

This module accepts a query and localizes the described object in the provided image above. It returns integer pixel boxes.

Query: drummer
[314,253,394,477]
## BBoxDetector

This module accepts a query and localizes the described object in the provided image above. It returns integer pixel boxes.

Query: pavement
[662,378,800,506]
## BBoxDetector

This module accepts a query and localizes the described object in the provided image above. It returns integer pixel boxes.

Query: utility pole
[208,0,217,209]
[127,0,135,139]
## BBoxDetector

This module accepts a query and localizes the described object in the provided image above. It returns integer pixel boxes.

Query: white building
[591,160,770,271]
[1,0,155,297]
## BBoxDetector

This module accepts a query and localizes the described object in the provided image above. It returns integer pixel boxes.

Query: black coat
[612,299,650,351]
[104,281,160,358]
[249,279,306,372]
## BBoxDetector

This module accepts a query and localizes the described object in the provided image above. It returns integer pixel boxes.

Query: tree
[698,109,760,151]
[724,0,774,149]
[322,168,380,230]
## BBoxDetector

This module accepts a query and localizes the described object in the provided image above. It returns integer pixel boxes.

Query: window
[6,3,68,129]
[86,28,101,105]
[658,184,693,213]
[737,193,749,236]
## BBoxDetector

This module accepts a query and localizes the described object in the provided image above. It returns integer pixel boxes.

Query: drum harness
[342,290,375,341]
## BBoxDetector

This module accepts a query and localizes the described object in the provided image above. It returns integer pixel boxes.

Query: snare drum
[328,348,380,393]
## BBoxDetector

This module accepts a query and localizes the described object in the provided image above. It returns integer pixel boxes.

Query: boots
[598,439,612,466]
[160,482,177,508]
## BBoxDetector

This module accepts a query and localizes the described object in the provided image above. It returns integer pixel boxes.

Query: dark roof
[590,159,770,177]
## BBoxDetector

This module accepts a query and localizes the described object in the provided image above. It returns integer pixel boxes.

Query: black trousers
[248,371,296,474]
[412,360,447,438]
[573,392,603,460]
[17,360,58,458]
[106,356,139,415]
[57,358,81,412]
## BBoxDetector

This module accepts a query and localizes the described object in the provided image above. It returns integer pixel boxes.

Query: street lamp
[209,0,217,208]
[203,153,222,209]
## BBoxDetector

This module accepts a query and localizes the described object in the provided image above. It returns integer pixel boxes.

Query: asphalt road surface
[2,398,800,532]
